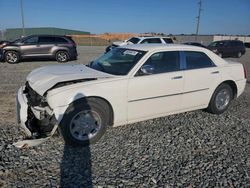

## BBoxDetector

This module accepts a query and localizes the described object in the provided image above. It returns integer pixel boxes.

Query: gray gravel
[0,47,250,187]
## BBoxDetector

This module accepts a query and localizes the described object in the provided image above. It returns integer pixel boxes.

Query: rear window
[140,38,162,44]
[184,51,215,69]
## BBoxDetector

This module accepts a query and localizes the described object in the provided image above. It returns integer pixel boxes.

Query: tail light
[243,64,247,79]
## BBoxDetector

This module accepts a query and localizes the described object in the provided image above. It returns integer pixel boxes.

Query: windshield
[11,37,27,43]
[127,37,140,44]
[90,48,146,75]
[209,41,224,47]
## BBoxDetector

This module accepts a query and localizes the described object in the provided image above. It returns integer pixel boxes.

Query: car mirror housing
[140,64,155,75]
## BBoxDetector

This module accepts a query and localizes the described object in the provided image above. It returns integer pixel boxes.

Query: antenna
[195,0,202,40]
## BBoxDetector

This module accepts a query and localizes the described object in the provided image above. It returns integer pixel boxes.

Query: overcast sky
[0,0,249,35]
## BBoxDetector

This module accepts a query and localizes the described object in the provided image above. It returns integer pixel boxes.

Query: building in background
[1,27,90,41]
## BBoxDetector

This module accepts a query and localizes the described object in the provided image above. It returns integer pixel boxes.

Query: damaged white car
[16,44,246,147]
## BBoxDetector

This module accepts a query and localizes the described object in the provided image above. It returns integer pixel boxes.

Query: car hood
[27,64,114,96]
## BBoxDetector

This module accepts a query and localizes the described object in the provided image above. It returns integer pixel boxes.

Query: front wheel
[59,98,110,146]
[237,51,242,58]
[5,51,20,64]
[206,84,233,114]
[56,51,69,63]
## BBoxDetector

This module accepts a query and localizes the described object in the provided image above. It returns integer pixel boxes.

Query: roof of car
[120,43,205,51]
[134,36,172,39]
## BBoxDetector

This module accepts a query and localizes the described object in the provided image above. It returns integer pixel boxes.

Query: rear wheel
[56,51,69,63]
[5,51,20,64]
[206,83,233,114]
[59,98,110,146]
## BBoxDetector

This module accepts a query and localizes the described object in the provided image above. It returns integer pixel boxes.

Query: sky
[0,0,249,35]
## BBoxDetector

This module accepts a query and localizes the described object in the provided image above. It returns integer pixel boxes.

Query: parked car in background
[2,35,77,64]
[0,40,10,48]
[105,36,174,52]
[184,42,206,48]
[207,40,245,58]
[16,44,246,147]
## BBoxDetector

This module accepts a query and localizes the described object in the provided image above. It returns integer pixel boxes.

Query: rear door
[182,51,221,109]
[38,36,55,55]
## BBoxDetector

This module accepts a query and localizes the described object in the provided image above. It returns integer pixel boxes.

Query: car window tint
[163,38,173,44]
[39,36,55,43]
[24,36,38,44]
[141,38,162,44]
[138,51,180,75]
[185,51,214,69]
[127,37,140,44]
[55,37,68,43]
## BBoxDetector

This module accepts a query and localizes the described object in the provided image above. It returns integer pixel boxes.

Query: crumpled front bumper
[16,86,32,137]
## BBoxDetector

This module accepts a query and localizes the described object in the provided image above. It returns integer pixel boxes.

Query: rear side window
[141,38,162,44]
[184,51,215,69]
[163,38,173,44]
[54,37,68,43]
[39,36,55,43]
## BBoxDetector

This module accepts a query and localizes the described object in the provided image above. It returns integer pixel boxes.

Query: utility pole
[20,0,25,37]
[195,0,202,40]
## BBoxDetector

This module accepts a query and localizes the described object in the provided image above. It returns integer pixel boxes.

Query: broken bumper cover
[16,86,32,137]
[15,87,58,148]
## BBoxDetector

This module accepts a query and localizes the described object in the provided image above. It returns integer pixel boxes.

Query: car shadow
[60,94,93,188]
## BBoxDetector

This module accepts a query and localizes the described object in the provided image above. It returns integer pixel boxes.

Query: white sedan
[16,44,246,147]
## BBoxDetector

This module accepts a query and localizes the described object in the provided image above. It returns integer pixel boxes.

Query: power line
[20,0,25,37]
[195,0,202,40]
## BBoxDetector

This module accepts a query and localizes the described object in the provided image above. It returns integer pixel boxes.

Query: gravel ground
[0,47,250,187]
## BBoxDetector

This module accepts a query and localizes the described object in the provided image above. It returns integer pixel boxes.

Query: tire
[56,51,69,63]
[206,83,233,114]
[237,51,242,58]
[59,98,110,146]
[218,52,223,58]
[5,51,20,64]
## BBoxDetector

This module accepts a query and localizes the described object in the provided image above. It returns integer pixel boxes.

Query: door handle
[172,76,183,80]
[211,71,219,74]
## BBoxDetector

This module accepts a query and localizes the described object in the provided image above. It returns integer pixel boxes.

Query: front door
[127,51,184,122]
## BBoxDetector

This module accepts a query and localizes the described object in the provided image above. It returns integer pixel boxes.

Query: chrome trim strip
[128,88,209,102]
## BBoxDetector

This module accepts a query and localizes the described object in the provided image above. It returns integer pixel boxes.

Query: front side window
[140,38,162,44]
[24,36,38,44]
[137,51,180,76]
[90,48,146,75]
[185,51,215,69]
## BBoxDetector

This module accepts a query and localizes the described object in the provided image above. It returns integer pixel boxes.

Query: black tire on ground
[55,51,69,63]
[237,51,242,58]
[218,52,223,58]
[5,51,20,64]
[206,83,233,114]
[59,98,110,146]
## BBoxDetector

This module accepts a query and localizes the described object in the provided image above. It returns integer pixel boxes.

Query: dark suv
[3,35,77,63]
[207,40,245,58]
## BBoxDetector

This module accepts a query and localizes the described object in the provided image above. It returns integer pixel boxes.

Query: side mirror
[140,64,155,75]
